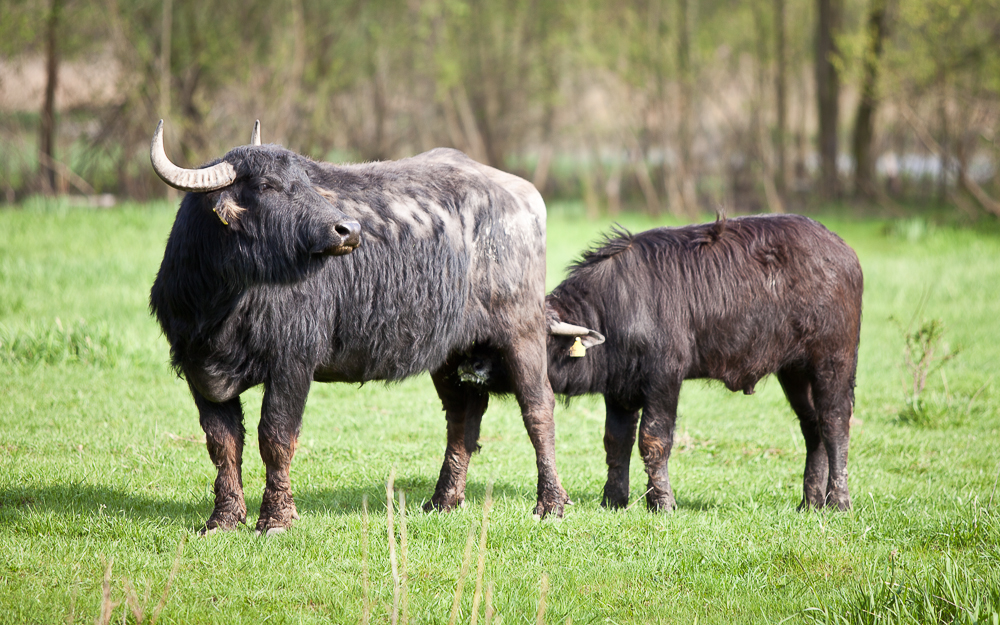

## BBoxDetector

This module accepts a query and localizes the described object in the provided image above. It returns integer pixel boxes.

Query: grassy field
[1,199,999,624]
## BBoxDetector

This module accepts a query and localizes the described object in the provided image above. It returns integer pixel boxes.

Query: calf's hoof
[601,494,629,510]
[533,486,570,519]
[645,491,676,512]
[825,492,851,511]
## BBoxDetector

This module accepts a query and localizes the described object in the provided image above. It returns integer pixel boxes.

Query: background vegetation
[1,202,998,623]
[1,0,999,216]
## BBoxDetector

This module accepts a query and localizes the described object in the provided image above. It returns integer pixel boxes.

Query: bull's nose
[334,220,361,249]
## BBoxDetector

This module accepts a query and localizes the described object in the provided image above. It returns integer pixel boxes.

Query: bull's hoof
[423,495,464,513]
[200,508,246,535]
[256,490,298,535]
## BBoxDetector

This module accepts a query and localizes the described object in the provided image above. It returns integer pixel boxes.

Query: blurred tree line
[1,0,998,216]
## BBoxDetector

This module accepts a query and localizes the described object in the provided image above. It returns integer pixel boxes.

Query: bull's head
[150,120,361,258]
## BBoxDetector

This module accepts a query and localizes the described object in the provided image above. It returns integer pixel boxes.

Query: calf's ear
[546,307,605,349]
[580,330,605,348]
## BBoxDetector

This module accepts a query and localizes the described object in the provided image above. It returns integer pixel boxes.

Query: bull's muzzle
[325,220,362,256]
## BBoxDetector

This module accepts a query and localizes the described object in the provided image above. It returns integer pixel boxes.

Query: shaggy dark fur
[151,144,567,534]
[465,214,863,511]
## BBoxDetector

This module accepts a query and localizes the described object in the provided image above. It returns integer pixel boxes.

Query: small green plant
[891,311,960,427]
[900,318,959,399]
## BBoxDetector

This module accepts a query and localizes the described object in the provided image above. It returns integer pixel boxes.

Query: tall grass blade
[535,572,549,625]
[470,482,494,625]
[361,495,371,625]
[484,582,495,625]
[398,490,409,625]
[95,556,117,625]
[387,468,399,625]
[448,518,478,625]
[149,535,185,625]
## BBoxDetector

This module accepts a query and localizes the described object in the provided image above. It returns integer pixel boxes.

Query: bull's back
[313,152,548,382]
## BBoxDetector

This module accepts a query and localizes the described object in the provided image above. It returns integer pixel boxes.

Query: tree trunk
[851,0,890,200]
[676,0,699,217]
[773,0,789,198]
[815,0,841,199]
[40,0,64,195]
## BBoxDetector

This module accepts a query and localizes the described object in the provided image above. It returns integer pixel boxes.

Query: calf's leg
[601,396,640,510]
[192,388,247,533]
[638,383,680,511]
[812,366,854,510]
[426,366,489,512]
[777,367,828,510]
[256,373,310,535]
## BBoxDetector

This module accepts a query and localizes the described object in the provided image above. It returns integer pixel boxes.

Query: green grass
[1,199,999,624]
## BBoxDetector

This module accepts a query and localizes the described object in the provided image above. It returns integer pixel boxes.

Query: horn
[250,120,261,146]
[150,120,237,192]
[548,321,595,336]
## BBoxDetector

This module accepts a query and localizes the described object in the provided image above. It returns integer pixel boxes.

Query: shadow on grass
[1,475,557,533]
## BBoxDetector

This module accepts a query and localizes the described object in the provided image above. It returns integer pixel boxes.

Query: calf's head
[151,120,361,277]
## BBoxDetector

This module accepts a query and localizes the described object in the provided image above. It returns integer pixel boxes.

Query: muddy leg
[505,336,568,518]
[778,367,828,510]
[601,396,640,510]
[426,366,489,512]
[192,387,247,533]
[256,374,309,535]
[638,384,680,512]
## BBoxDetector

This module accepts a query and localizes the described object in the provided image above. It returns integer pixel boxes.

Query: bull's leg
[812,367,853,510]
[638,384,680,512]
[601,396,640,510]
[426,367,489,512]
[256,374,310,535]
[505,336,569,518]
[777,367,829,510]
[192,388,247,533]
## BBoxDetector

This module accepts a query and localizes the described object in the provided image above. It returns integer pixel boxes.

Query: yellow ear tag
[213,207,229,226]
[569,337,586,358]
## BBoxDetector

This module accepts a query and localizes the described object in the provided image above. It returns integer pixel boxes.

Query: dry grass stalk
[398,490,409,625]
[361,494,371,625]
[535,573,549,625]
[95,556,118,625]
[123,578,144,623]
[386,468,400,625]
[469,482,494,625]
[448,519,479,625]
[483,582,495,625]
[149,534,185,625]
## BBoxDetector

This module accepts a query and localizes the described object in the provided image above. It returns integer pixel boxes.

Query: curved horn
[150,120,236,192]
[548,321,595,336]
[250,120,261,146]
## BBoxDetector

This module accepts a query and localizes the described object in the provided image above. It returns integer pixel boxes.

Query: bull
[148,121,569,535]
[461,215,863,511]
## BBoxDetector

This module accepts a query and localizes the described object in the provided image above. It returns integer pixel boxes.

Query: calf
[463,214,863,511]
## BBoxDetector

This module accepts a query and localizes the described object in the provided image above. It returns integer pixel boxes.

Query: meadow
[1,200,998,624]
